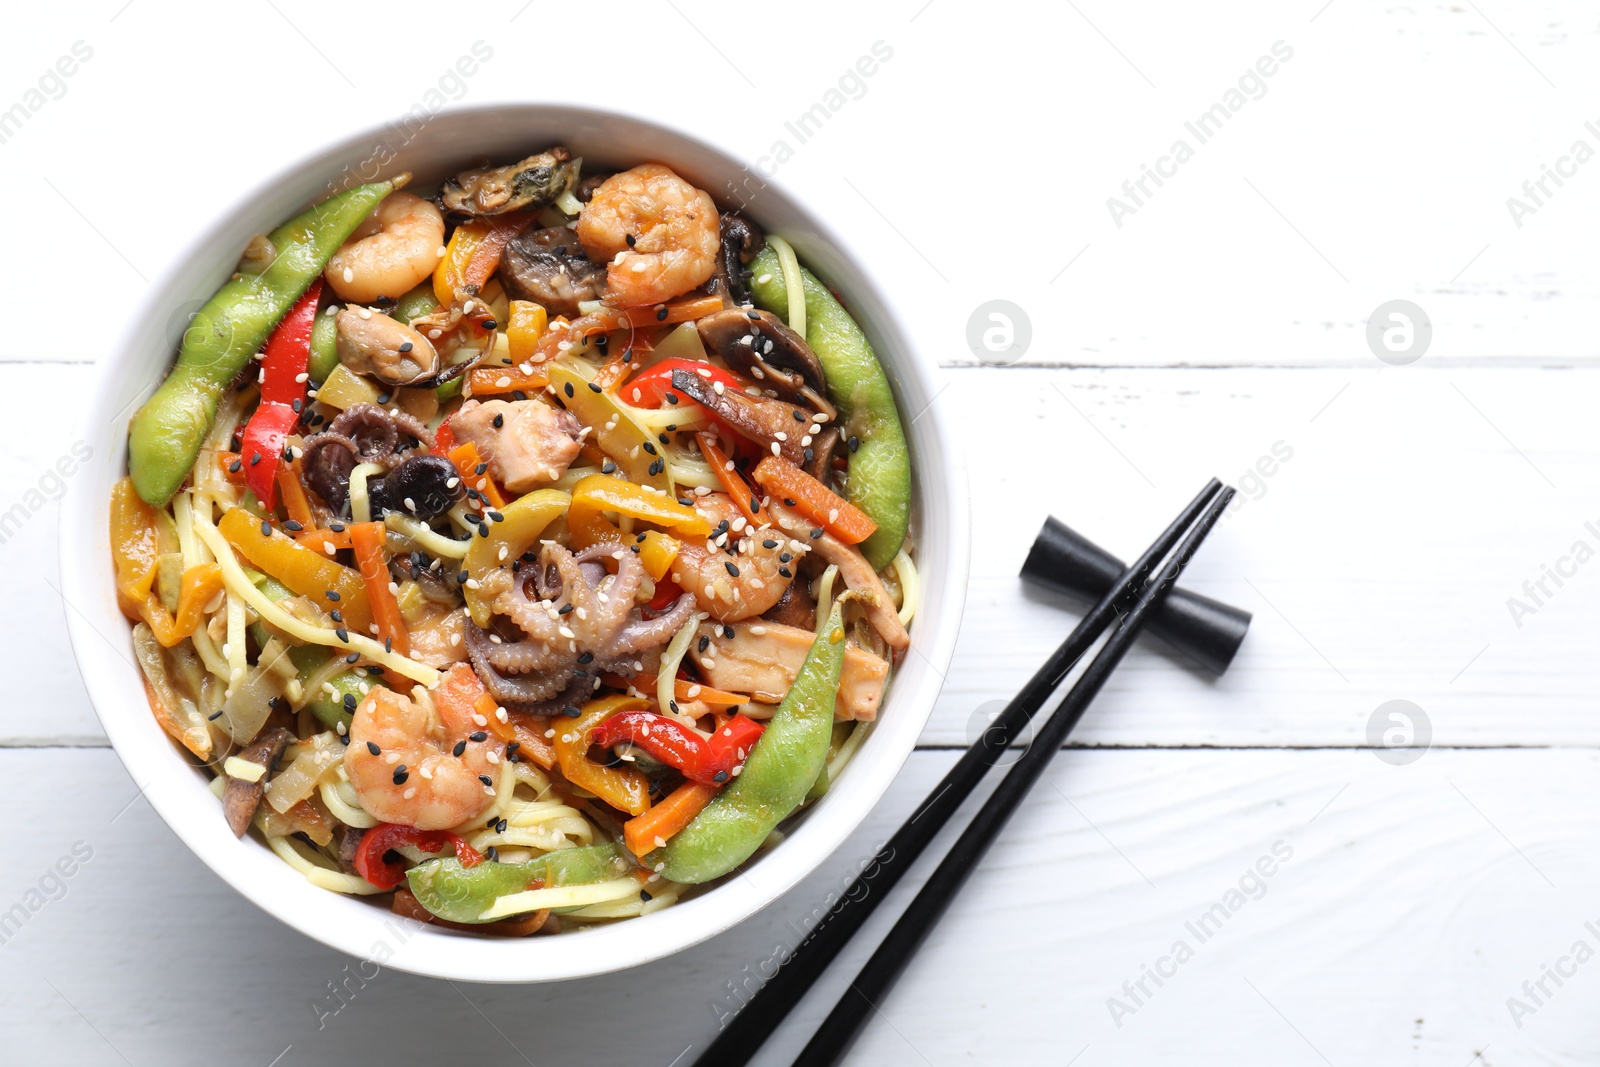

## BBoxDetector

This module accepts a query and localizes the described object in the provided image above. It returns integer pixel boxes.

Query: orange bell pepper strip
[214,452,248,485]
[295,525,353,554]
[553,696,652,816]
[434,220,489,306]
[752,455,878,545]
[505,300,548,365]
[625,780,720,857]
[142,563,224,647]
[446,440,507,509]
[110,478,161,606]
[697,432,768,528]
[350,521,408,656]
[466,361,550,398]
[276,461,316,529]
[217,506,372,631]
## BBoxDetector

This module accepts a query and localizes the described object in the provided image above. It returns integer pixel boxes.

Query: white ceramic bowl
[61,104,968,982]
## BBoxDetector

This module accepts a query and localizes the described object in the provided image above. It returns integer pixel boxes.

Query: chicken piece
[687,620,889,721]
[449,398,582,494]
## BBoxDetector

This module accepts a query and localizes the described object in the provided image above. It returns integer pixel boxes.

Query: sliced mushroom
[575,170,614,203]
[804,424,843,483]
[222,727,294,837]
[669,367,812,466]
[696,308,834,418]
[439,146,580,217]
[337,308,440,386]
[713,213,765,306]
[497,224,607,318]
[367,454,464,521]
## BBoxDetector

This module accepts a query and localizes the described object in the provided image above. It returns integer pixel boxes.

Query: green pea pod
[307,305,341,383]
[750,248,910,570]
[661,598,849,884]
[128,179,395,505]
[393,282,441,325]
[248,572,367,730]
[406,844,632,923]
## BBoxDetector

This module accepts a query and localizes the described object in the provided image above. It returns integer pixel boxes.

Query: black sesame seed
[804,448,814,464]
[577,651,594,664]
[750,496,760,514]
[481,319,498,331]
[330,522,346,532]
[486,845,499,862]
[678,497,692,506]
[848,436,860,453]
[779,567,792,577]
[475,462,488,475]
[376,392,392,405]
[228,459,242,473]
[492,413,504,428]
[713,770,729,783]
[330,609,343,623]
[783,498,797,507]
[336,627,349,642]
[563,382,575,398]
[655,306,668,321]
[762,539,778,549]
[249,452,262,466]
[479,774,493,786]
[453,740,467,757]
[392,767,409,785]
[793,409,805,421]
[723,625,735,639]
[588,382,602,393]
[642,441,658,456]
[292,398,303,413]
[346,652,360,663]
[342,692,357,710]
[512,389,528,401]
[488,511,504,523]
[505,743,520,758]
[665,392,679,405]
[563,705,581,717]
[208,710,224,721]
[457,570,469,583]
[747,311,759,321]
[558,603,574,615]
[478,523,490,538]
[285,520,304,532]
[602,460,616,474]
[260,520,272,537]
[385,637,393,653]
[496,817,509,832]
[622,348,634,364]
[398,341,413,353]
[649,458,664,476]
[367,741,381,755]
[625,233,636,247]
[810,528,824,539]
[669,700,679,714]
[469,731,488,742]
[725,561,740,577]
[779,552,792,563]
[698,636,710,653]
[658,432,671,446]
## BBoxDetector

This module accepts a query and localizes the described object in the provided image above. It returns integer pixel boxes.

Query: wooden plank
[3,3,1600,369]
[11,363,1600,748]
[2,747,1593,1065]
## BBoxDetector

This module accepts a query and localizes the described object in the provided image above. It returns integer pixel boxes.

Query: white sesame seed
[342,268,354,283]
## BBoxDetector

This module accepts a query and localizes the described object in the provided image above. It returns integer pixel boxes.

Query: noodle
[385,512,470,558]
[892,549,919,627]
[767,234,806,338]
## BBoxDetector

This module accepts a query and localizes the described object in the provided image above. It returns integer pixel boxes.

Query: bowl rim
[60,101,969,982]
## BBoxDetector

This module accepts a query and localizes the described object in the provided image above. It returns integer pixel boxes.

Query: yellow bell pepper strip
[547,359,671,490]
[553,696,652,816]
[350,521,408,657]
[461,488,570,627]
[217,506,372,633]
[505,299,547,365]
[625,781,719,857]
[752,454,878,546]
[566,473,712,541]
[568,513,681,581]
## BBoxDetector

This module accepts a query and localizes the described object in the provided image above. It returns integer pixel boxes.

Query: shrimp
[326,192,446,304]
[344,665,496,830]
[576,163,720,308]
[670,492,805,622]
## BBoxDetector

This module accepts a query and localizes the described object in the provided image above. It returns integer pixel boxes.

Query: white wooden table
[5,1,1598,1063]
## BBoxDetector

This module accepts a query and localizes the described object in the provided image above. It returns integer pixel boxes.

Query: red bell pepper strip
[648,576,683,613]
[240,280,322,508]
[622,358,746,411]
[354,823,484,891]
[589,710,766,785]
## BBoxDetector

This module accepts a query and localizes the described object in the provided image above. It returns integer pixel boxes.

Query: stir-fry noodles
[113,146,916,935]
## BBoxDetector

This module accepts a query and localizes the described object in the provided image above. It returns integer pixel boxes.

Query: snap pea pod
[307,306,340,384]
[661,598,849,884]
[750,248,910,571]
[128,179,396,505]
[406,844,632,923]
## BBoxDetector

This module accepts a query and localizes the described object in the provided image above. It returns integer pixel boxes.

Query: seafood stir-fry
[114,145,917,935]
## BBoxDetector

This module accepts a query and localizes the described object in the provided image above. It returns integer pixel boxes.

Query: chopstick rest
[1021,515,1251,674]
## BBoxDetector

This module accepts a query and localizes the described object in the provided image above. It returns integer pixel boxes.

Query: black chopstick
[793,483,1235,1067]
[691,478,1226,1067]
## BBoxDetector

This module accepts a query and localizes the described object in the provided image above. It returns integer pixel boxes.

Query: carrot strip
[294,526,354,554]
[602,671,748,709]
[277,461,315,529]
[698,432,768,528]
[462,212,532,291]
[472,692,517,743]
[625,781,720,857]
[466,362,549,397]
[572,295,725,338]
[350,521,408,657]
[446,440,507,509]
[215,452,247,485]
[752,455,877,544]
